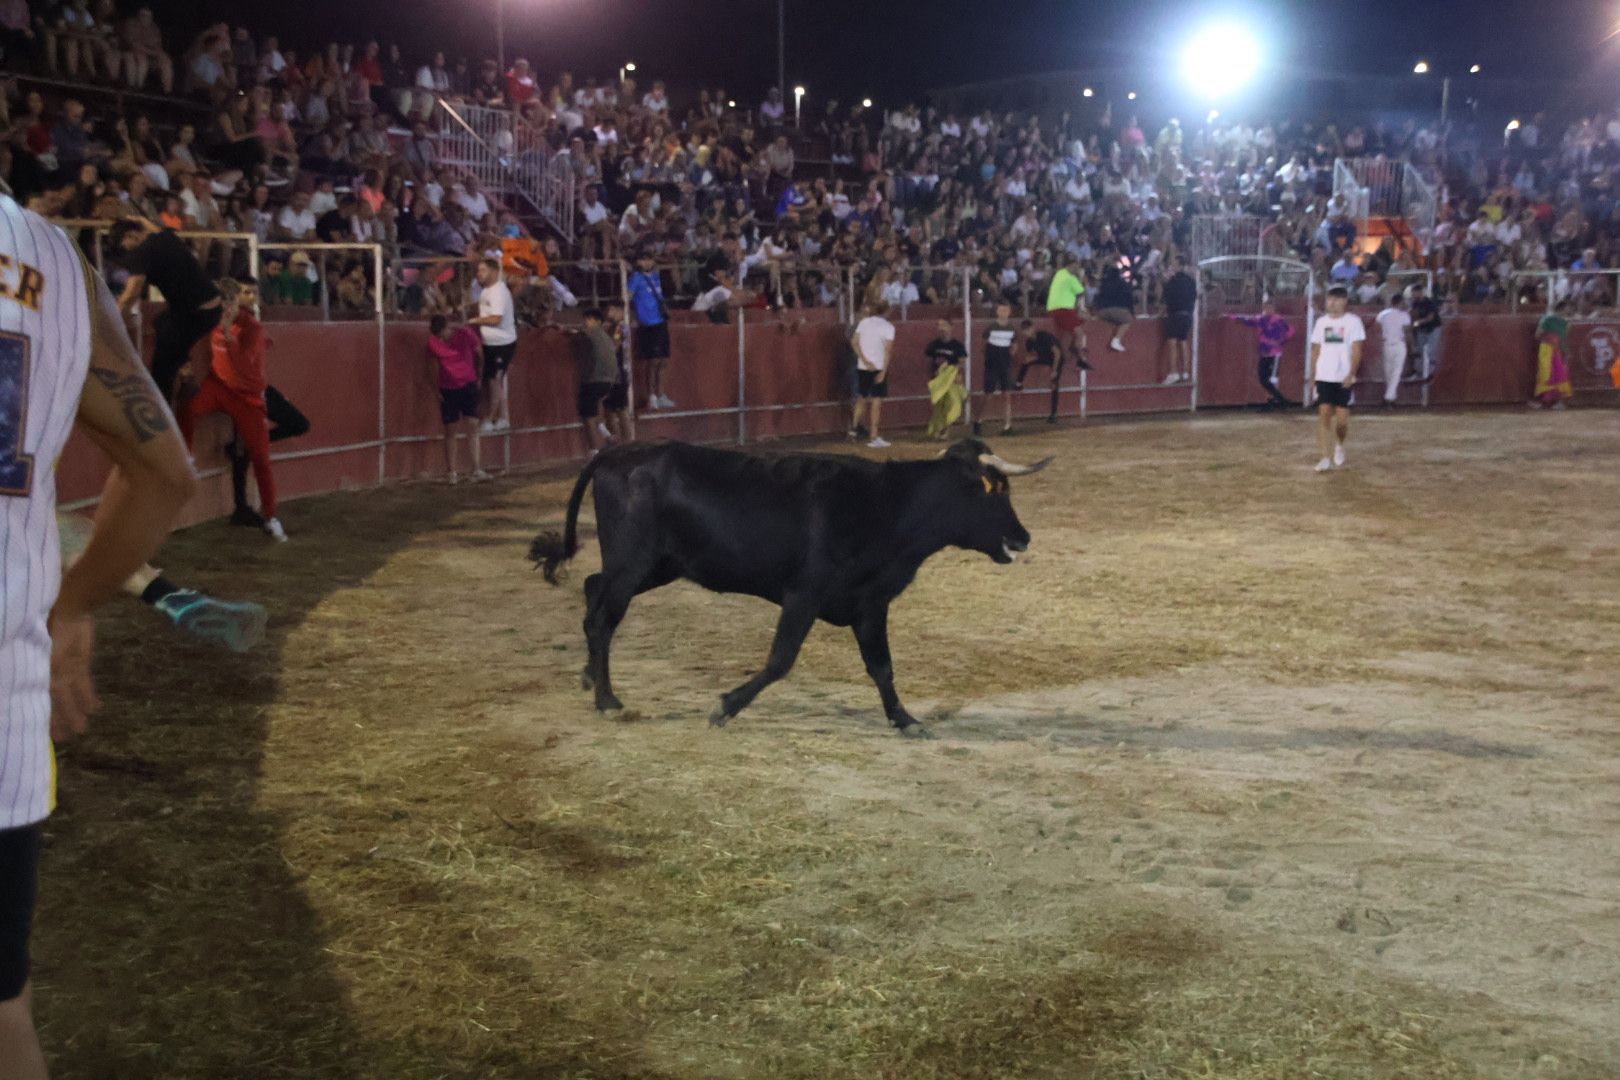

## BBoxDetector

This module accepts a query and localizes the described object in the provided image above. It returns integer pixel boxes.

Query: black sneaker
[1046,414,1058,424]
[972,421,983,436]
[1078,358,1093,371]
[230,506,265,528]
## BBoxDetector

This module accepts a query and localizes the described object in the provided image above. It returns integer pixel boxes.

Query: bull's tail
[529,453,602,585]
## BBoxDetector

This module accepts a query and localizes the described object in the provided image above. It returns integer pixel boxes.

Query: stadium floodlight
[1180,23,1261,99]
[1469,64,1481,73]
[727,99,736,108]
[1413,60,1430,74]
[1505,119,1521,131]
[1207,109,1219,123]
[1082,87,1094,98]
[794,85,806,126]
[1127,91,1138,101]
[862,97,873,108]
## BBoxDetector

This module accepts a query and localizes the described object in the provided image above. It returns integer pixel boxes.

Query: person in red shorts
[1045,252,1090,376]
[179,276,287,542]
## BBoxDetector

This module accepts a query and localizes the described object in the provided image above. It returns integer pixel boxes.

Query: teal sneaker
[154,590,269,653]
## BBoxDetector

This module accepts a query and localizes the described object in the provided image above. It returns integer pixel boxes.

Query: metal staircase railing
[1335,157,1435,257]
[433,98,575,241]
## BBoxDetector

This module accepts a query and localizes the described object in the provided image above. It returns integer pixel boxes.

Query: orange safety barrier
[54,311,1614,523]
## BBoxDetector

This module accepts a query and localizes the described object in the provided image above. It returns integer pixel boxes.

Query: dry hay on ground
[33,408,1620,1078]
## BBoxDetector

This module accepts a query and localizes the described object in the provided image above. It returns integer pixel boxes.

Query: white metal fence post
[736,306,747,446]
[619,259,636,438]
[374,243,386,484]
[961,266,974,430]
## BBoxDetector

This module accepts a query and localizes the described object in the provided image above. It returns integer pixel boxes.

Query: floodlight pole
[496,0,505,78]
[777,0,785,102]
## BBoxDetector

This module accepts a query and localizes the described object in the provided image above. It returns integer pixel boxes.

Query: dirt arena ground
[33,408,1620,1078]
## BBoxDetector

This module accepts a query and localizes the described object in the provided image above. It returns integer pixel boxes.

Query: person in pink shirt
[427,315,489,482]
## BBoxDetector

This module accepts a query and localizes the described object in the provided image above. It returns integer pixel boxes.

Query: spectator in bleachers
[506,58,537,107]
[50,98,97,170]
[0,0,35,69]
[256,34,285,83]
[274,188,315,242]
[113,8,165,92]
[759,87,784,127]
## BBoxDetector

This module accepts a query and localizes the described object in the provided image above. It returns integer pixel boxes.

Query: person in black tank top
[111,217,223,403]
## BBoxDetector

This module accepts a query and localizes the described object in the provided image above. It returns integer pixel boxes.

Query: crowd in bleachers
[2,0,1619,320]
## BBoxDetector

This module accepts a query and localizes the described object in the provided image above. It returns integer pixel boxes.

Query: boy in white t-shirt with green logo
[1308,286,1366,472]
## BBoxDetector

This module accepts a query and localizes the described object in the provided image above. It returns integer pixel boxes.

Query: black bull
[529,438,1050,737]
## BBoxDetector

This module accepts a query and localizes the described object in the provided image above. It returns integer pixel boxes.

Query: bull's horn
[979,453,1054,476]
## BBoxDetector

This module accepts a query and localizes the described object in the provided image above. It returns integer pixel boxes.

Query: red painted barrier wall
[55,310,1613,523]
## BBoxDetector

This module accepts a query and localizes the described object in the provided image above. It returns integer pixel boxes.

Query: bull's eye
[981,475,994,494]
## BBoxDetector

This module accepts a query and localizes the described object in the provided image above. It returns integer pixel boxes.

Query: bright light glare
[1082,87,1094,98]
[625,61,636,71]
[1207,109,1220,122]
[1127,91,1137,100]
[727,99,736,108]
[1505,119,1521,131]
[1413,61,1430,74]
[1469,64,1481,73]
[794,85,805,97]
[1180,24,1261,98]
[861,97,872,108]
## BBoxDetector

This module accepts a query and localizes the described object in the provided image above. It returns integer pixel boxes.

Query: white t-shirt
[853,315,896,371]
[880,280,919,307]
[581,200,609,226]
[456,187,491,222]
[1374,307,1411,355]
[477,279,517,346]
[692,285,731,312]
[1310,313,1366,383]
[277,205,316,238]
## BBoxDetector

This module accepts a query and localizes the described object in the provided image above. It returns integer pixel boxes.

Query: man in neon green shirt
[1046,255,1090,409]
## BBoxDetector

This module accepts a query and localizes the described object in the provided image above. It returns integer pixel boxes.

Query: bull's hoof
[708,705,732,729]
[595,693,624,713]
[580,666,595,691]
[898,724,935,740]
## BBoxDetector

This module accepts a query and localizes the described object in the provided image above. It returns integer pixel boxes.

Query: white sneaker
[645,398,662,411]
[1333,444,1346,467]
[1163,372,1181,385]
[479,421,497,434]
[597,422,612,440]
[1110,339,1126,352]
[1314,458,1333,473]
[496,419,511,432]
[659,394,677,409]
[471,469,493,483]
[263,517,288,542]
[446,472,461,485]
[867,437,891,449]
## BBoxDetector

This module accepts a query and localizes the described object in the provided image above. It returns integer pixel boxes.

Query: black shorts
[0,824,41,1001]
[984,350,1013,393]
[1315,380,1354,408]
[578,381,615,419]
[1166,311,1194,341]
[439,383,480,426]
[603,380,629,412]
[635,322,671,361]
[857,370,889,399]
[482,341,518,378]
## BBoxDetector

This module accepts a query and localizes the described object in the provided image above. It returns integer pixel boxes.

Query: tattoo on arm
[89,366,173,443]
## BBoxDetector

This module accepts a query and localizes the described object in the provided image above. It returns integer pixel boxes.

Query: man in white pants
[1374,293,1413,407]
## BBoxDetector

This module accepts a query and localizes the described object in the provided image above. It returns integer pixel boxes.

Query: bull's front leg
[854,604,931,739]
[710,597,818,728]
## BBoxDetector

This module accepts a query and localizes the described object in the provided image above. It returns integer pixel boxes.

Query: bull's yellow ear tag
[981,475,994,494]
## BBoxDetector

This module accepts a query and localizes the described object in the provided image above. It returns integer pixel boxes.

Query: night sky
[159,0,1615,106]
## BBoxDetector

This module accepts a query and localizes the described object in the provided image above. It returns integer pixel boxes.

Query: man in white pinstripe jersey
[0,193,195,1078]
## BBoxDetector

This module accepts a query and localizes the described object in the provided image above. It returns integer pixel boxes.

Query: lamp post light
[619,60,635,84]
[794,84,805,127]
[1415,60,1481,131]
